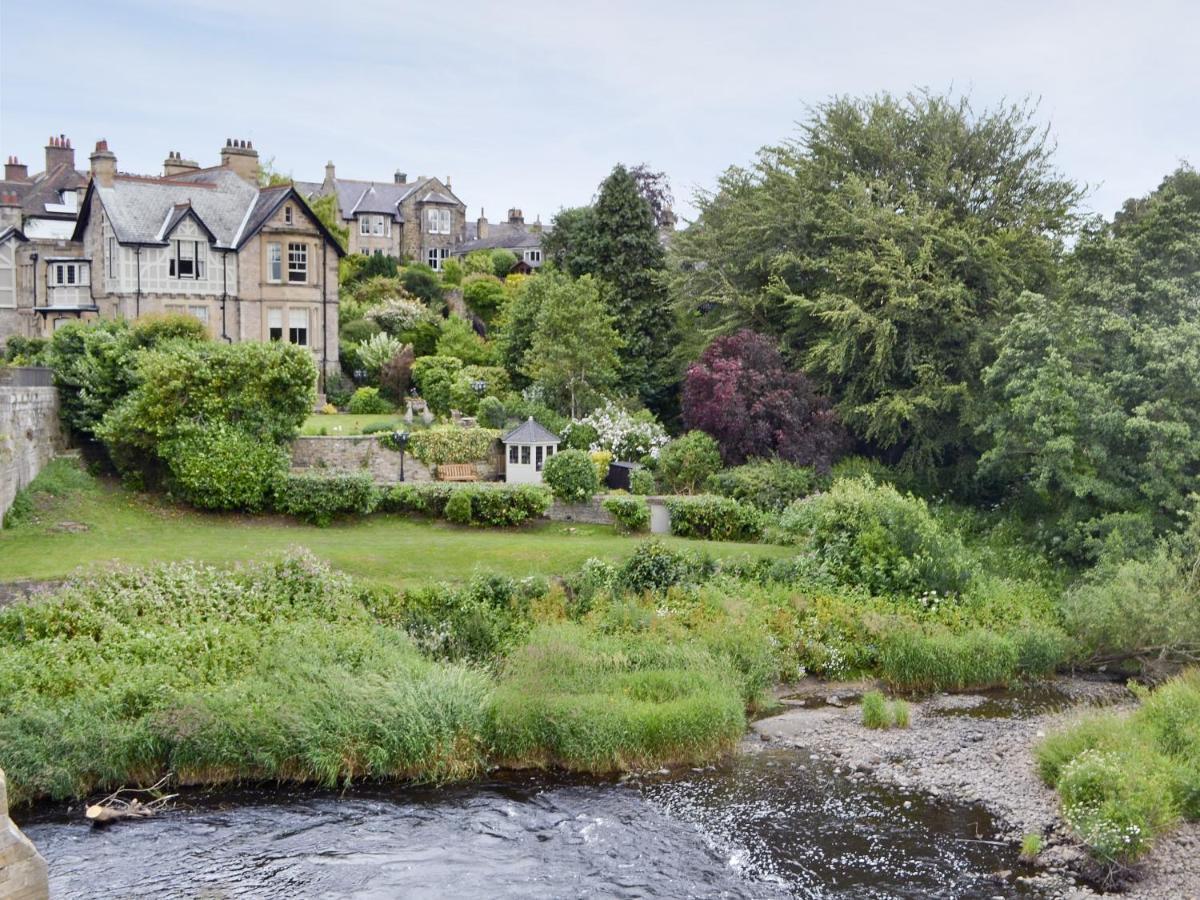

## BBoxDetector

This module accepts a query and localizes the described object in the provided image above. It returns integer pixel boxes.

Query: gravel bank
[747,677,1199,899]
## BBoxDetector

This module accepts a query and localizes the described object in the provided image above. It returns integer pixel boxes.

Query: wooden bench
[437,464,478,482]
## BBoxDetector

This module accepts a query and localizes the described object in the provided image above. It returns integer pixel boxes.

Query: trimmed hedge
[543,449,600,503]
[603,496,650,532]
[275,472,378,526]
[381,482,551,527]
[666,495,764,542]
[403,426,500,466]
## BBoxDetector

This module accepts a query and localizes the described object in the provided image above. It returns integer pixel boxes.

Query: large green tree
[671,92,1083,481]
[523,274,622,418]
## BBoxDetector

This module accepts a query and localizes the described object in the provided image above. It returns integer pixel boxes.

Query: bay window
[426,208,450,234]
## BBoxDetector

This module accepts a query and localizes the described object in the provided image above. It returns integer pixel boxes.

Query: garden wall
[290,435,502,483]
[0,385,65,530]
[0,768,48,900]
[546,497,616,525]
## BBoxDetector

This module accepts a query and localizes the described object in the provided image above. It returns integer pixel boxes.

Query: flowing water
[21,748,1040,899]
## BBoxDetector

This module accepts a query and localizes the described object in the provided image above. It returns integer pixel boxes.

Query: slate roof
[456,221,544,255]
[502,417,561,444]
[0,225,28,244]
[301,176,466,223]
[0,162,87,221]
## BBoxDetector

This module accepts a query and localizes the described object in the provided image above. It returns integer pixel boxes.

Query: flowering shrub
[571,403,668,461]
[542,449,600,502]
[368,296,433,335]
[355,332,407,377]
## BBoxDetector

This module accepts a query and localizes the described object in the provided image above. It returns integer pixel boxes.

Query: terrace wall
[290,435,502,483]
[0,383,65,530]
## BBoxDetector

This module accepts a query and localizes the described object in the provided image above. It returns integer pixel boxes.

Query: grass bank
[0,461,786,590]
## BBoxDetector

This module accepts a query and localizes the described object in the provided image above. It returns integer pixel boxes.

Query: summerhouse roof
[502,417,560,444]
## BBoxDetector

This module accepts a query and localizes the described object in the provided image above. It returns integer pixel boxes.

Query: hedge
[401,426,500,466]
[275,472,378,526]
[381,482,550,526]
[665,495,764,542]
[603,496,650,532]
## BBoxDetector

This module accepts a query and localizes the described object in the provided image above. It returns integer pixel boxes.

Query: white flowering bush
[355,332,407,377]
[573,403,669,461]
[368,297,433,335]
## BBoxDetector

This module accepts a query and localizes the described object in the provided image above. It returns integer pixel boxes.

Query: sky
[2,0,1197,226]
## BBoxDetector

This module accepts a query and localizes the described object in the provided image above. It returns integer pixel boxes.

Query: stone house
[298,164,467,271]
[61,138,345,383]
[0,135,90,344]
[454,208,546,271]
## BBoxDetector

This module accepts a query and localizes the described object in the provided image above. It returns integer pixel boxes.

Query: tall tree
[671,91,1083,482]
[543,206,598,278]
[524,274,622,418]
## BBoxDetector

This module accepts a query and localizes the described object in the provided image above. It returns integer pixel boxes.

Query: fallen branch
[84,775,178,826]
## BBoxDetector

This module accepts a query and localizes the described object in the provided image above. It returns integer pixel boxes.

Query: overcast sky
[2,1,1197,225]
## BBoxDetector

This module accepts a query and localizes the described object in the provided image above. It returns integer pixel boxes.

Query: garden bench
[437,464,478,482]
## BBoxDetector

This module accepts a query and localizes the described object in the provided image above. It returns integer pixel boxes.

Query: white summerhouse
[502,417,561,484]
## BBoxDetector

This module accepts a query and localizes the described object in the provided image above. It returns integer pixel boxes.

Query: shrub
[448,365,509,415]
[630,469,656,496]
[463,275,508,323]
[406,426,499,466]
[380,483,550,526]
[542,449,600,503]
[590,449,613,483]
[563,422,598,451]
[491,248,518,278]
[436,316,494,366]
[163,424,288,512]
[477,395,506,429]
[400,265,443,307]
[658,431,723,494]
[3,335,49,364]
[348,386,393,414]
[604,496,650,533]
[275,473,378,525]
[411,355,464,416]
[445,488,473,525]
[666,495,764,542]
[339,317,381,344]
[355,332,406,378]
[378,345,416,401]
[616,539,703,594]
[319,402,338,415]
[706,460,817,512]
[780,476,971,598]
[395,577,531,663]
[367,296,431,335]
[575,403,669,460]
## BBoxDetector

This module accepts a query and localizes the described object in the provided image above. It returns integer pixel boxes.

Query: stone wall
[0,768,49,900]
[546,497,616,526]
[0,385,65,529]
[290,434,502,483]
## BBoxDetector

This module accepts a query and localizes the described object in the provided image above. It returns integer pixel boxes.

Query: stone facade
[290,435,502,483]
[0,384,65,529]
[545,497,616,526]
[0,768,49,900]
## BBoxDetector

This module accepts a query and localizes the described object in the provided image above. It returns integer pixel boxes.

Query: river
[20,746,1038,899]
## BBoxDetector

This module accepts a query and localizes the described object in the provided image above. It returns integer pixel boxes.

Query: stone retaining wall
[546,497,616,525]
[0,386,65,530]
[290,435,502,484]
[0,769,48,900]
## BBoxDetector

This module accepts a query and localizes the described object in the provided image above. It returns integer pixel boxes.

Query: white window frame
[107,237,118,278]
[287,242,307,283]
[359,216,370,236]
[51,262,89,287]
[288,307,309,346]
[427,207,451,235]
[268,243,282,282]
[284,205,294,225]
[268,308,284,341]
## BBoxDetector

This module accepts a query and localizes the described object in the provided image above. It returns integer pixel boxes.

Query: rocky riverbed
[748,676,1200,899]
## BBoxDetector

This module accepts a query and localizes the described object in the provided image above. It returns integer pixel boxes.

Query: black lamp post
[392,430,411,481]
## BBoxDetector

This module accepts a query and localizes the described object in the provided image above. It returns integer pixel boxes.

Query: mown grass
[300,413,412,435]
[1036,670,1200,865]
[0,463,786,590]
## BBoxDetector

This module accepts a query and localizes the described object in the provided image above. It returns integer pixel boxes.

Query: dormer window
[169,240,206,279]
[284,205,294,225]
[426,208,450,234]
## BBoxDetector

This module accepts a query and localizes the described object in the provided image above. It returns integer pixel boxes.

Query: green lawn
[300,413,408,435]
[0,469,788,589]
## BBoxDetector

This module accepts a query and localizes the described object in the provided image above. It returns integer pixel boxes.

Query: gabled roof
[502,417,561,444]
[158,202,218,244]
[0,225,28,244]
[0,162,87,221]
[455,227,543,255]
[418,190,459,205]
[303,175,466,222]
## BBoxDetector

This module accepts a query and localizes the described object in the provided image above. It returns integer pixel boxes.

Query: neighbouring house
[60,138,345,383]
[453,208,545,271]
[502,417,560,484]
[0,135,90,345]
[298,164,467,271]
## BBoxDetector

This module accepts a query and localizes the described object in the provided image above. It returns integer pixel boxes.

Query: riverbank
[750,677,1200,898]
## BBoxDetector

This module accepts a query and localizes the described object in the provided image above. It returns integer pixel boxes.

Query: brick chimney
[44,134,75,172]
[219,138,259,184]
[476,208,489,240]
[163,151,200,177]
[89,140,117,188]
[507,208,524,226]
[4,156,28,182]
[394,170,407,184]
[0,192,22,230]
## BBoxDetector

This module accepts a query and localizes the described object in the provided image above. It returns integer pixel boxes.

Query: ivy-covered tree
[683,329,846,468]
[672,91,1083,482]
[524,274,622,418]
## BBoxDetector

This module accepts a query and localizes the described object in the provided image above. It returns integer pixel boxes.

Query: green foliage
[492,271,545,385]
[630,468,656,496]
[355,332,406,377]
[305,192,348,250]
[3,335,49,364]
[462,274,508,323]
[485,623,746,772]
[491,248,518,278]
[381,483,550,526]
[401,265,444,308]
[341,274,405,321]
[666,495,764,542]
[411,355,464,416]
[393,574,537,663]
[462,250,496,277]
[671,91,1082,479]
[1020,833,1044,861]
[445,488,473,525]
[340,317,382,344]
[0,553,489,805]
[658,431,722,494]
[441,257,464,286]
[436,316,494,366]
[542,449,600,503]
[878,625,1067,691]
[476,395,507,428]
[2,458,93,528]
[523,273,622,418]
[405,425,500,466]
[275,473,378,526]
[163,423,288,512]
[615,539,706,595]
[368,296,432,336]
[347,386,394,414]
[448,365,509,416]
[706,460,816,512]
[781,476,971,597]
[603,496,650,533]
[860,691,889,729]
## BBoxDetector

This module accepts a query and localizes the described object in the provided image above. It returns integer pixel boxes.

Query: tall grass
[878,625,1069,691]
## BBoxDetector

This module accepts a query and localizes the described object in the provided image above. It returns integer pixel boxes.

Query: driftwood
[84,776,177,826]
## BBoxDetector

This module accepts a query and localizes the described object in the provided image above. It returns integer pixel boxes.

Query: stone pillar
[0,768,49,900]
